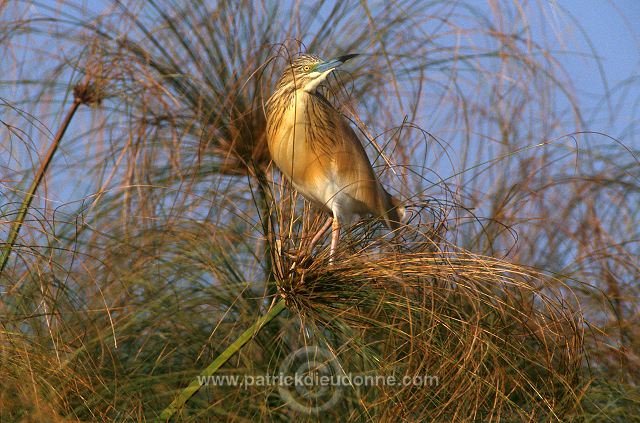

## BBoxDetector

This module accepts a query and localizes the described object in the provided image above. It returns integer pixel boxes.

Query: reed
[1,1,638,421]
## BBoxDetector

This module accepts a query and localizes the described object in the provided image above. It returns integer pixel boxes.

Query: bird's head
[274,53,359,94]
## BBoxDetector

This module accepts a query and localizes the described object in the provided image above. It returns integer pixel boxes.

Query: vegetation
[1,1,638,421]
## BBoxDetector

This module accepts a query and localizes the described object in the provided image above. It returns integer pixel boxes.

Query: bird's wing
[329,109,391,216]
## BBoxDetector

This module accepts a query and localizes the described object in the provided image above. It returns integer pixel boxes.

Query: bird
[265,53,405,262]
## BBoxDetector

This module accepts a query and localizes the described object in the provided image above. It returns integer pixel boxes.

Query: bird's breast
[268,93,330,179]
[266,90,383,217]
[267,93,342,208]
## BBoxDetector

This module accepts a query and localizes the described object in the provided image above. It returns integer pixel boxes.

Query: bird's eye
[303,65,311,72]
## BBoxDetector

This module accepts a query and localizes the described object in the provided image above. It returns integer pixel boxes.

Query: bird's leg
[329,215,340,265]
[307,216,333,255]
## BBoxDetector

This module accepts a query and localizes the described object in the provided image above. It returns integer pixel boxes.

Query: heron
[266,53,405,262]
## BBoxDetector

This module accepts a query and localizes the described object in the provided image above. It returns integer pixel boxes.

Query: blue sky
[563,0,639,82]
[557,0,639,139]
[1,0,638,209]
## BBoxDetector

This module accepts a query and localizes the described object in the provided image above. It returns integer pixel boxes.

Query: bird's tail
[380,189,405,231]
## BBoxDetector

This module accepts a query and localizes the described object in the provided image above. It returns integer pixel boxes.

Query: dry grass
[1,0,638,421]
[268,218,586,420]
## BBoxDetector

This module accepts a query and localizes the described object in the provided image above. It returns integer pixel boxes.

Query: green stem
[158,298,287,421]
[0,98,82,274]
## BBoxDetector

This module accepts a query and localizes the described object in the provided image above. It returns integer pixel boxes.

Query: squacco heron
[266,53,405,261]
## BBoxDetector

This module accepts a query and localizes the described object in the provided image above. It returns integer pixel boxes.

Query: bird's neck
[266,87,338,139]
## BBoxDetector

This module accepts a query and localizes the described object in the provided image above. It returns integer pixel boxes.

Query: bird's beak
[315,54,359,73]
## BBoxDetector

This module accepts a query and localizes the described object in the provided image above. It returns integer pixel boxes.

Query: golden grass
[1,0,638,421]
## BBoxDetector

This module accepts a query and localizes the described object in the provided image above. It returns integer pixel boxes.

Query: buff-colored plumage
[266,53,404,260]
